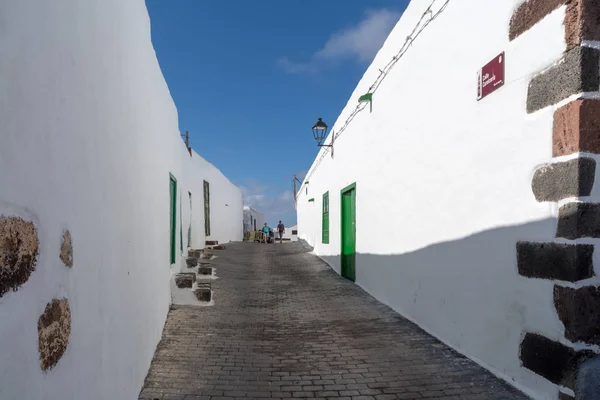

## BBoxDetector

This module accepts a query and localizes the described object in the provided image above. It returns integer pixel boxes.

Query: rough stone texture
[185,256,198,268]
[516,241,594,282]
[174,273,196,289]
[198,266,212,275]
[566,0,600,49]
[555,285,600,344]
[188,249,203,258]
[194,287,211,302]
[532,158,596,202]
[139,242,528,400]
[527,46,600,113]
[519,333,581,388]
[38,298,71,371]
[214,244,226,250]
[576,356,600,400]
[510,0,600,49]
[509,0,566,41]
[60,230,73,268]
[556,202,600,239]
[206,240,218,246]
[554,100,600,157]
[0,216,39,297]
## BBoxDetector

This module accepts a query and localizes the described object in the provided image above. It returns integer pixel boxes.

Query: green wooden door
[169,174,177,264]
[322,192,329,244]
[341,183,356,282]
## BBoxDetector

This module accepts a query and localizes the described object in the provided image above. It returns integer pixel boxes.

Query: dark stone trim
[532,158,596,202]
[509,0,566,41]
[527,47,600,113]
[517,242,594,282]
[519,332,592,388]
[557,202,600,239]
[555,285,600,345]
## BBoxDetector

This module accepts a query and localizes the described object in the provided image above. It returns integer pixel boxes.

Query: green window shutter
[169,174,177,264]
[203,180,211,236]
[322,191,329,244]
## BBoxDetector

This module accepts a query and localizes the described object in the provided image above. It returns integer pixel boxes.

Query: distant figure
[261,223,270,244]
[277,221,285,243]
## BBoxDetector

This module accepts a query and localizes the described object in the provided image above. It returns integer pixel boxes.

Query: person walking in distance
[277,220,285,244]
[261,223,271,244]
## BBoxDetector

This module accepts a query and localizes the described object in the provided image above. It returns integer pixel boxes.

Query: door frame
[340,182,356,282]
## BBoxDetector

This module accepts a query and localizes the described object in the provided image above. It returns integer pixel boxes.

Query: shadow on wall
[318,218,565,397]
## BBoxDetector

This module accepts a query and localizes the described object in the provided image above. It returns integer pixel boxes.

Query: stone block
[556,202,600,239]
[527,47,600,113]
[38,299,71,371]
[194,287,211,302]
[206,240,218,246]
[565,0,600,49]
[214,245,226,250]
[188,249,203,258]
[60,230,73,268]
[555,285,600,345]
[519,333,581,388]
[516,241,594,282]
[175,273,195,288]
[198,267,212,275]
[554,100,600,157]
[531,158,595,202]
[0,216,39,297]
[186,257,198,268]
[509,0,566,41]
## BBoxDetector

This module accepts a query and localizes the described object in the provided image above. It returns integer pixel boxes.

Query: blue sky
[145,0,407,226]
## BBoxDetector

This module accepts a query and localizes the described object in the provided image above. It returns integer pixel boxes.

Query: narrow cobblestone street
[139,242,529,400]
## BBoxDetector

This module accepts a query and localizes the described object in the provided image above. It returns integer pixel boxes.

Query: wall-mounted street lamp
[312,118,334,158]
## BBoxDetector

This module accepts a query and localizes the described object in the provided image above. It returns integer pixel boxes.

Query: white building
[281,224,298,241]
[296,1,600,399]
[0,1,242,399]
[243,206,264,232]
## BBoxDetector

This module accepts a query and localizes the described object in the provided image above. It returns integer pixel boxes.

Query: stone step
[174,273,196,288]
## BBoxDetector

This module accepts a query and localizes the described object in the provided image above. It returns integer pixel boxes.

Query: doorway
[169,174,177,265]
[340,183,356,282]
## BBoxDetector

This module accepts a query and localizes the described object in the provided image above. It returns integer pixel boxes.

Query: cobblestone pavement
[139,242,529,400]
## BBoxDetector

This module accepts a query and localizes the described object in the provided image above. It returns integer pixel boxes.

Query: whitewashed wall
[0,0,241,399]
[296,1,569,399]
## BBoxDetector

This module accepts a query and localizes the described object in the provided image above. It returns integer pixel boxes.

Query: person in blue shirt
[261,223,271,243]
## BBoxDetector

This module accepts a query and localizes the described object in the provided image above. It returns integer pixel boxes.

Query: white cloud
[278,9,401,74]
[276,57,317,75]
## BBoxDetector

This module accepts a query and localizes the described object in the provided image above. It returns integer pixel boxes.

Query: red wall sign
[477,52,505,101]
